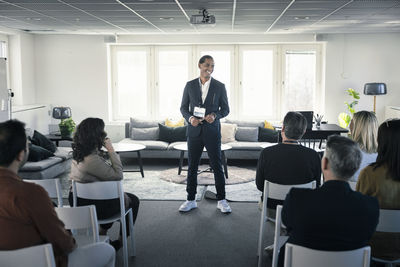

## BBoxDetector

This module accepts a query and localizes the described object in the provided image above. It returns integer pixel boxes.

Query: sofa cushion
[258,127,279,143]
[53,147,73,160]
[235,127,259,142]
[224,119,263,128]
[131,127,159,140]
[20,156,63,171]
[30,130,57,153]
[221,123,237,143]
[225,141,268,151]
[158,124,187,143]
[119,138,169,150]
[167,141,187,150]
[28,144,54,162]
[130,117,163,128]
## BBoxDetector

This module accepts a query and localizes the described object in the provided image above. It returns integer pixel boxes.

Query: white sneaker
[179,200,197,212]
[217,199,232,213]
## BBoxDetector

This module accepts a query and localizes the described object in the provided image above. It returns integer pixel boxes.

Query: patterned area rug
[159,165,256,185]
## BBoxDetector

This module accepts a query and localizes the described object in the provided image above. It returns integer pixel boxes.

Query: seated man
[278,135,379,266]
[0,120,115,267]
[256,111,322,215]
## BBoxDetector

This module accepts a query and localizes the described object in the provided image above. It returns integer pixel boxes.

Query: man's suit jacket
[282,180,379,251]
[180,77,229,138]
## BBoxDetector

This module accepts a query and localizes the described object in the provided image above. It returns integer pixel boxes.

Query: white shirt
[199,77,211,104]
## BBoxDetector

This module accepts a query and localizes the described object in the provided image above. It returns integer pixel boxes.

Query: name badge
[193,107,206,118]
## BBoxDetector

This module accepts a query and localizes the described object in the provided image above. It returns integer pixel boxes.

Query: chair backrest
[0,243,56,267]
[24,178,63,207]
[284,243,371,267]
[72,180,125,220]
[375,209,400,233]
[55,205,100,243]
[348,181,357,190]
[265,180,317,202]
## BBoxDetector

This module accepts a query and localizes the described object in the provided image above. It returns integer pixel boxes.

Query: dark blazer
[282,180,379,251]
[180,77,229,138]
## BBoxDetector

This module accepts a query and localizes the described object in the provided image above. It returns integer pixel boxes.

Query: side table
[46,134,73,146]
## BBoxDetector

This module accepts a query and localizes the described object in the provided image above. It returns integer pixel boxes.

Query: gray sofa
[19,147,72,180]
[119,118,277,160]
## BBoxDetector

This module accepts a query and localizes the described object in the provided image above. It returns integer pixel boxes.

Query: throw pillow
[264,120,275,130]
[165,118,185,127]
[258,127,278,143]
[130,117,162,128]
[235,127,259,142]
[220,123,237,143]
[131,127,159,140]
[30,130,57,153]
[158,124,187,143]
[28,143,54,162]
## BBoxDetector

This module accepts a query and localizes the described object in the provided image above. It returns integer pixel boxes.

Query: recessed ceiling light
[294,16,309,20]
[32,18,41,21]
[138,0,154,2]
[385,20,400,24]
[160,17,174,21]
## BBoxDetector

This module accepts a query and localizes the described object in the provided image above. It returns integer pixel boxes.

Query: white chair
[371,209,400,267]
[24,178,63,207]
[271,205,288,267]
[349,181,357,190]
[0,243,56,267]
[55,205,109,247]
[72,180,135,267]
[284,243,371,267]
[258,180,316,267]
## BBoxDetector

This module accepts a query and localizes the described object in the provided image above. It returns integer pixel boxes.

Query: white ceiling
[0,0,399,35]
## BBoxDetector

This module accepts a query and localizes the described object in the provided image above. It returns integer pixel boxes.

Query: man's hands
[190,117,203,127]
[190,113,216,126]
[205,113,216,124]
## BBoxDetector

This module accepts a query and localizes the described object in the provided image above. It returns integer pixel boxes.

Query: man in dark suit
[179,55,231,213]
[277,135,379,266]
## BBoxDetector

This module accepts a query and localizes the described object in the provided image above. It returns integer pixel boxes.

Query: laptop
[297,111,314,130]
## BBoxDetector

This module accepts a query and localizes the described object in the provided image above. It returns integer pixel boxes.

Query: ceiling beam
[231,0,237,31]
[265,0,296,33]
[116,0,164,33]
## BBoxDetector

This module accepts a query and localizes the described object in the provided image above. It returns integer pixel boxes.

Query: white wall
[35,35,109,124]
[320,33,400,124]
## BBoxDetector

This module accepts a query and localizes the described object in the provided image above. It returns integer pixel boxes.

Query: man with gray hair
[256,111,321,213]
[277,135,379,267]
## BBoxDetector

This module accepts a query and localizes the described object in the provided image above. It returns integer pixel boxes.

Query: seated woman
[349,111,378,182]
[356,119,400,261]
[68,117,140,250]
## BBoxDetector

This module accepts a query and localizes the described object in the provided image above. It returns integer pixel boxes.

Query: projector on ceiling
[190,9,215,25]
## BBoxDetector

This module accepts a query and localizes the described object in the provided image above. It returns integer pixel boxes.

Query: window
[239,47,275,119]
[111,47,149,120]
[109,44,323,122]
[0,41,6,58]
[283,49,316,113]
[156,47,190,118]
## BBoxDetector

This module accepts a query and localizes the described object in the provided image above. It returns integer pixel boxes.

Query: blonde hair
[351,111,378,153]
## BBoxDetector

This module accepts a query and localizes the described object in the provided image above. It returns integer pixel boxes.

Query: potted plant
[59,118,76,138]
[338,88,360,128]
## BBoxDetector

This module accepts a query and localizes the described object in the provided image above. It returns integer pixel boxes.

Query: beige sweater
[357,164,400,260]
[70,151,123,183]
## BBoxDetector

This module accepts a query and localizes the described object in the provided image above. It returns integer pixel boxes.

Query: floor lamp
[364,83,387,113]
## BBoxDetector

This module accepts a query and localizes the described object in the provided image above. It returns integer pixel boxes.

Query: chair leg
[128,210,136,257]
[121,218,129,267]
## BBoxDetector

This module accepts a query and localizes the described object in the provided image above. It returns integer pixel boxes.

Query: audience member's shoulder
[288,186,315,197]
[21,180,48,196]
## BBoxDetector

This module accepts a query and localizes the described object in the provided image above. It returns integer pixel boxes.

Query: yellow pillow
[165,118,185,127]
[264,120,275,130]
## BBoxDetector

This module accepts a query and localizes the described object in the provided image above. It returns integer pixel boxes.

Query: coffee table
[173,143,231,179]
[105,143,146,178]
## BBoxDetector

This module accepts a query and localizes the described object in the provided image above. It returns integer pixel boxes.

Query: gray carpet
[205,182,261,202]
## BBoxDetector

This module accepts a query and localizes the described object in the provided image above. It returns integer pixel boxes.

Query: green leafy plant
[338,88,360,128]
[59,118,76,138]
